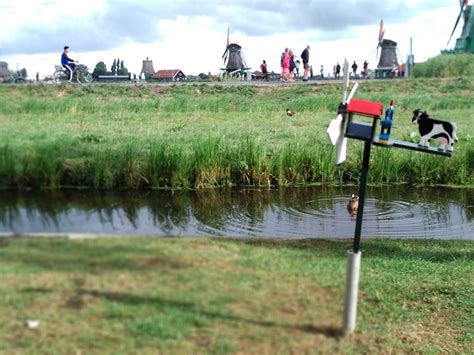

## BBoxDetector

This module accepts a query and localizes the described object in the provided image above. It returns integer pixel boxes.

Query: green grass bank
[0,237,472,353]
[0,75,473,189]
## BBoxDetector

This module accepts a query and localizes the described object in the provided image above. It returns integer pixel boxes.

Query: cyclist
[61,46,77,82]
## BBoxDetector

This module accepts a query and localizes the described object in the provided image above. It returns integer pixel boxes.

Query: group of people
[277,44,311,82]
[330,60,369,78]
[260,45,371,82]
[259,44,311,82]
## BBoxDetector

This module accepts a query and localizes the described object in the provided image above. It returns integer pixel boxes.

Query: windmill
[374,20,401,78]
[446,0,474,53]
[140,57,155,80]
[220,28,251,80]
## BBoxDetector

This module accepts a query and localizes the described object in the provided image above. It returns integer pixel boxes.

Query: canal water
[0,187,472,239]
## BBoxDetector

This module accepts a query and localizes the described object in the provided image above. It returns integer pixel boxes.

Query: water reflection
[0,187,472,239]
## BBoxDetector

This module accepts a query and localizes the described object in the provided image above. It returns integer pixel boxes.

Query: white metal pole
[342,250,361,334]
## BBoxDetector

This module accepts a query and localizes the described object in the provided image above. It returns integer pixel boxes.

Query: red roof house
[153,69,187,81]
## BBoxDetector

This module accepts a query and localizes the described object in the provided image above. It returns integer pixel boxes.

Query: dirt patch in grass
[55,88,68,98]
[154,85,172,96]
[133,255,190,269]
[395,310,468,352]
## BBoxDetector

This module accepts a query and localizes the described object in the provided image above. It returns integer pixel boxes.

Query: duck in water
[347,194,359,215]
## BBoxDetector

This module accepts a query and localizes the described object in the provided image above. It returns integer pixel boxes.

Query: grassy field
[0,72,473,189]
[0,237,472,353]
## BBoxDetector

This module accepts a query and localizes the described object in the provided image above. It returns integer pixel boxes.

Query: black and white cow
[412,109,458,152]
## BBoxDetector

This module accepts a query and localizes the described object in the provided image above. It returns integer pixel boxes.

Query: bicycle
[53,62,92,84]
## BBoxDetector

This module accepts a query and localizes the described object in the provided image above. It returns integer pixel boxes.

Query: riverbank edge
[1,233,473,241]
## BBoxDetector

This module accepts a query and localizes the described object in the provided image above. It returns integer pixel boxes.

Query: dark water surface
[0,187,473,239]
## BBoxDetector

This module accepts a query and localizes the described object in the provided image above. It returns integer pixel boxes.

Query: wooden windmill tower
[220,28,251,79]
[140,58,155,80]
[375,20,401,78]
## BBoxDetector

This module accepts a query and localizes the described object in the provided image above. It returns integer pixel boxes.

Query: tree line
[92,58,129,79]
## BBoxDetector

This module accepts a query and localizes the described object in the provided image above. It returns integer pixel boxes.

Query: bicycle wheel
[77,69,92,83]
[84,72,93,83]
[53,70,63,82]
[76,70,83,83]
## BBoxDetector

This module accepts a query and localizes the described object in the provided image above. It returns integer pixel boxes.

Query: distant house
[153,69,186,81]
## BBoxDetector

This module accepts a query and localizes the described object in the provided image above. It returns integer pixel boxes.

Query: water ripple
[0,187,472,239]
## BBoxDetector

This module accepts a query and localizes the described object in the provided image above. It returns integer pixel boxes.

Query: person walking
[363,60,368,77]
[295,60,301,78]
[289,49,296,81]
[260,60,268,80]
[301,44,310,81]
[280,48,290,81]
[336,62,341,79]
[320,65,324,79]
[352,61,358,76]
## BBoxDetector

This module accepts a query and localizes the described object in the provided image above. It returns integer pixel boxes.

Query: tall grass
[0,136,470,189]
[413,53,474,78]
[0,80,473,189]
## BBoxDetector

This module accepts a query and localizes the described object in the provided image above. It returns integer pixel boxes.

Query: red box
[346,98,384,117]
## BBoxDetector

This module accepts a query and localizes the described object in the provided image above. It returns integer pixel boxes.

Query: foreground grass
[0,77,473,188]
[0,237,472,353]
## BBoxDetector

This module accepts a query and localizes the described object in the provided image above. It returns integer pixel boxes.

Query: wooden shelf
[372,137,453,157]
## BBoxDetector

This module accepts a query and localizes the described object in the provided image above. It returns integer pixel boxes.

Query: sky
[0,0,466,79]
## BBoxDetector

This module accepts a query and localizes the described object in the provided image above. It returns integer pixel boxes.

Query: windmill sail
[375,19,385,65]
[378,19,385,44]
[327,59,358,165]
[447,1,467,45]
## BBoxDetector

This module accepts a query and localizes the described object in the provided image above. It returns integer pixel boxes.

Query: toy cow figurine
[412,109,458,152]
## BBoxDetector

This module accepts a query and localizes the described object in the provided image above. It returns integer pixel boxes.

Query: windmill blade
[222,48,229,63]
[396,46,404,66]
[327,58,355,165]
[241,51,248,68]
[378,19,385,45]
[447,6,464,46]
[347,83,359,104]
[375,46,380,67]
[342,58,350,103]
[222,27,231,62]
[335,134,347,165]
[336,59,352,165]
[327,115,343,146]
